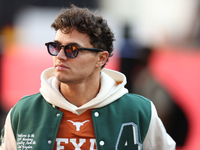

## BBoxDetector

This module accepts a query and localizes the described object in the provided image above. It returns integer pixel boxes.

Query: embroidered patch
[17,133,36,149]
[115,122,142,150]
[67,120,90,131]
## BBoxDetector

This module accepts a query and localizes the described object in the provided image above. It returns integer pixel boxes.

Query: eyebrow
[53,40,81,47]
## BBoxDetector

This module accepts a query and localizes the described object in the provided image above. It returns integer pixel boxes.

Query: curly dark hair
[51,4,115,68]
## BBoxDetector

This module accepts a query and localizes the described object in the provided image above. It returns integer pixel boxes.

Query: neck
[60,77,101,107]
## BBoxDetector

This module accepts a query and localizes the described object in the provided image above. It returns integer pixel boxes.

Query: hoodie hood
[40,67,128,115]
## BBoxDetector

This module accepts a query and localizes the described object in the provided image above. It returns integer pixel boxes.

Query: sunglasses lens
[46,42,79,58]
[48,43,60,56]
[65,45,78,58]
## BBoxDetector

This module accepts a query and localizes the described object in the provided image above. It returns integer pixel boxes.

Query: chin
[55,75,72,84]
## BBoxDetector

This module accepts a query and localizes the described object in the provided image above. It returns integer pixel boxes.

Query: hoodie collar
[40,67,128,115]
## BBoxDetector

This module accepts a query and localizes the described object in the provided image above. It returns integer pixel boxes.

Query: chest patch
[67,120,90,131]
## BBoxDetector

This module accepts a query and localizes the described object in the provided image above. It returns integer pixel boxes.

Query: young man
[0,5,176,150]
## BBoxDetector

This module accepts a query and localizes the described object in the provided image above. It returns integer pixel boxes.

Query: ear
[96,51,109,67]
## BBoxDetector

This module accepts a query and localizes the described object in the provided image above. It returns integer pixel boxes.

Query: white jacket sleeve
[0,110,17,150]
[143,102,176,150]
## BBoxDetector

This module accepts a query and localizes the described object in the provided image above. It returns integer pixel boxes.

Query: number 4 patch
[115,122,142,150]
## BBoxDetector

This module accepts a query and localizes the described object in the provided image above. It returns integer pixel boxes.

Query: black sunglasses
[45,42,104,58]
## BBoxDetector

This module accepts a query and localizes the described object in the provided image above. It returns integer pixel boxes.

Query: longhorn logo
[67,120,90,131]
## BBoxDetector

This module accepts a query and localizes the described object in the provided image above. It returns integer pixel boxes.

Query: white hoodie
[40,68,128,115]
[0,67,176,150]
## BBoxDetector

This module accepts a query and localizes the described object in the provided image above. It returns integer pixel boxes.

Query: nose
[57,47,67,60]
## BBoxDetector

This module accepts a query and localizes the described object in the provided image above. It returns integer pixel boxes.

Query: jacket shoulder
[118,93,151,110]
[11,93,47,111]
[16,93,43,104]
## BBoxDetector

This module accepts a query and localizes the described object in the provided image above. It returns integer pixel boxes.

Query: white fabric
[0,110,17,150]
[39,68,128,115]
[143,102,176,149]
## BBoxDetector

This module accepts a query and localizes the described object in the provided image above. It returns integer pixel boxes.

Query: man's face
[53,29,101,85]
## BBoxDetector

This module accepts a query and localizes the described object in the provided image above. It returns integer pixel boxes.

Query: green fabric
[10,93,63,149]
[9,93,151,150]
[92,93,151,150]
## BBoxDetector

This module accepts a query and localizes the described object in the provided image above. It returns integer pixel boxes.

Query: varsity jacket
[0,68,176,150]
